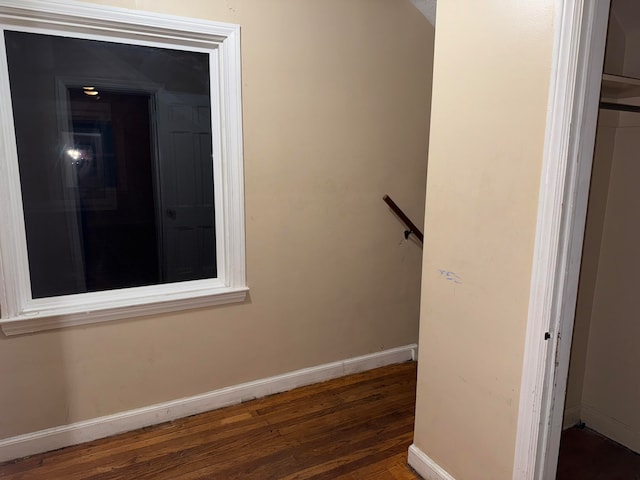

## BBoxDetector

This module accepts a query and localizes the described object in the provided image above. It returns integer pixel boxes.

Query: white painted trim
[513,1,610,479]
[0,288,249,335]
[0,0,247,334]
[0,344,417,462]
[523,0,612,477]
[539,0,610,478]
[0,0,238,40]
[407,444,456,480]
[512,1,586,478]
[541,2,611,474]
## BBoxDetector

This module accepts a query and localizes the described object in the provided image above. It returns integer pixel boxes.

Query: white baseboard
[408,444,456,480]
[581,404,640,453]
[562,405,581,430]
[0,344,416,463]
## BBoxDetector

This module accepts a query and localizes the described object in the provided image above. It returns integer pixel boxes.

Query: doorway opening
[556,1,640,477]
[68,88,159,292]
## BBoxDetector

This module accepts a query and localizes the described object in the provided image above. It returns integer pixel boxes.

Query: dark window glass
[4,30,217,298]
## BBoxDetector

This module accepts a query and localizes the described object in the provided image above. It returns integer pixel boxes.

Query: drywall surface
[605,11,626,76]
[623,31,640,78]
[412,1,555,479]
[563,111,618,426]
[580,108,640,453]
[0,0,434,441]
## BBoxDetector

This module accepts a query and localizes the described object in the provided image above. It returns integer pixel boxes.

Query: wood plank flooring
[557,426,640,480]
[0,362,420,480]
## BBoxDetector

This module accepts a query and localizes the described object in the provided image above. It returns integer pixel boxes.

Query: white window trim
[0,0,247,336]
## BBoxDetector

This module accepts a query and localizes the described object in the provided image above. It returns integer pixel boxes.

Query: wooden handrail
[383,194,424,243]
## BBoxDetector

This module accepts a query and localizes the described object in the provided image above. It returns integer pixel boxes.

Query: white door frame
[512,0,611,479]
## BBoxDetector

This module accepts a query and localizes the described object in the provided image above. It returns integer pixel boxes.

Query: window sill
[0,284,249,336]
[0,0,247,337]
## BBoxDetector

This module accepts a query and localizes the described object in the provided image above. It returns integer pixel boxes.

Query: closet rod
[599,101,640,113]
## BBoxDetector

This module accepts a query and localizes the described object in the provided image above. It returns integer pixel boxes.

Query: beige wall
[579,108,640,452]
[413,1,555,479]
[604,12,625,76]
[564,111,618,423]
[623,32,640,79]
[0,0,434,440]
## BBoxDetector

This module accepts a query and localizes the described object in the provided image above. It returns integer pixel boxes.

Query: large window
[0,1,247,335]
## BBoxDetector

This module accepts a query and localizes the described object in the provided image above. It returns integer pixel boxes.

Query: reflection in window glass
[4,30,216,298]
[5,31,216,298]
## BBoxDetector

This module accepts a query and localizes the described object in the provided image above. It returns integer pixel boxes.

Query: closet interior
[558,0,640,476]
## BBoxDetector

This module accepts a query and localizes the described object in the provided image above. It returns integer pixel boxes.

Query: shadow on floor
[557,427,640,480]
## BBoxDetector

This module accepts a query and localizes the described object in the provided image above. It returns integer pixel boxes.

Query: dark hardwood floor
[0,362,420,480]
[557,426,640,480]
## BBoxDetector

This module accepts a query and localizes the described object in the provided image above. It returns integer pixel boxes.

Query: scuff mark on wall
[438,269,462,284]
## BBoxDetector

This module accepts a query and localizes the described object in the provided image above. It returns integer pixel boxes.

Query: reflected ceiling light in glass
[66,148,81,160]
